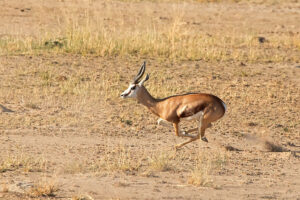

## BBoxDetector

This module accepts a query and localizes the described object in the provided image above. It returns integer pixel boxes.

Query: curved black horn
[132,61,146,84]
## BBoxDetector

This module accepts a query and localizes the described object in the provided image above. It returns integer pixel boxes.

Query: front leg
[173,122,180,137]
[183,127,197,135]
[173,122,200,149]
[173,123,196,138]
[180,123,212,135]
[157,118,172,128]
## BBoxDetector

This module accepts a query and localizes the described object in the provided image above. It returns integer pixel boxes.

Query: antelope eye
[131,85,136,90]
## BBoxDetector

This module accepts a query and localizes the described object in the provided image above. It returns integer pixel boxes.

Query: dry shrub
[64,161,99,174]
[147,151,173,172]
[188,163,213,187]
[72,194,94,200]
[62,144,144,174]
[27,181,58,197]
[0,154,47,173]
[99,144,143,173]
[188,150,226,187]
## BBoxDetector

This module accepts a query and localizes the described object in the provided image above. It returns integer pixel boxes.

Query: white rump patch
[221,101,227,112]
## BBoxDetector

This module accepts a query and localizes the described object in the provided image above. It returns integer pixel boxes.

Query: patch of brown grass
[188,163,213,187]
[100,145,143,173]
[27,181,58,198]
[187,150,226,187]
[0,154,47,173]
[147,151,174,172]
[1,6,299,63]
[63,144,144,174]
[71,194,95,200]
[64,162,94,174]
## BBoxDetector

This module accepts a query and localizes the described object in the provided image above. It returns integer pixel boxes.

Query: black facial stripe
[131,85,136,90]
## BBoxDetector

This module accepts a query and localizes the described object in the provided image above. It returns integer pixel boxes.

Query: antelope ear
[138,74,149,86]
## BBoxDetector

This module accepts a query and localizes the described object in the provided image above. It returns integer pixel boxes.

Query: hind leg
[200,124,208,142]
[199,106,220,142]
[175,112,205,149]
[175,136,199,149]
[195,111,209,142]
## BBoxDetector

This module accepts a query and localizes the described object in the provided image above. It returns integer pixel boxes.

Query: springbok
[121,62,226,149]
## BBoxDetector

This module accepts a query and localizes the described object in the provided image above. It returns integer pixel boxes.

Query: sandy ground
[0,0,300,199]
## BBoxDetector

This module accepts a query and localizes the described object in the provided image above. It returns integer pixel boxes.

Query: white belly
[181,111,204,121]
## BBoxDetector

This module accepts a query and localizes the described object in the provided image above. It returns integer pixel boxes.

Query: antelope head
[120,61,149,99]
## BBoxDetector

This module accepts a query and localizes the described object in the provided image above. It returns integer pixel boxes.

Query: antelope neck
[137,86,160,116]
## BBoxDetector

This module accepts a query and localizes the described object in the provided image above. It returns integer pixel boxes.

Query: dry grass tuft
[188,162,213,187]
[72,194,95,200]
[148,151,173,172]
[0,154,47,173]
[188,150,226,187]
[63,160,100,174]
[100,145,142,172]
[27,181,58,197]
[63,144,145,174]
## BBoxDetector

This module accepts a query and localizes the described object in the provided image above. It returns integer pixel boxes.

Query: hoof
[201,137,208,142]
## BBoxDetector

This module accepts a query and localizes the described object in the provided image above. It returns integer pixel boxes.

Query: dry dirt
[0,0,300,199]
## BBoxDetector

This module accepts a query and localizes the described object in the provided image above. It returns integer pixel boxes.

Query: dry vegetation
[71,194,95,200]
[1,15,300,63]
[27,180,58,198]
[0,154,47,173]
[0,0,299,199]
[1,1,300,63]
